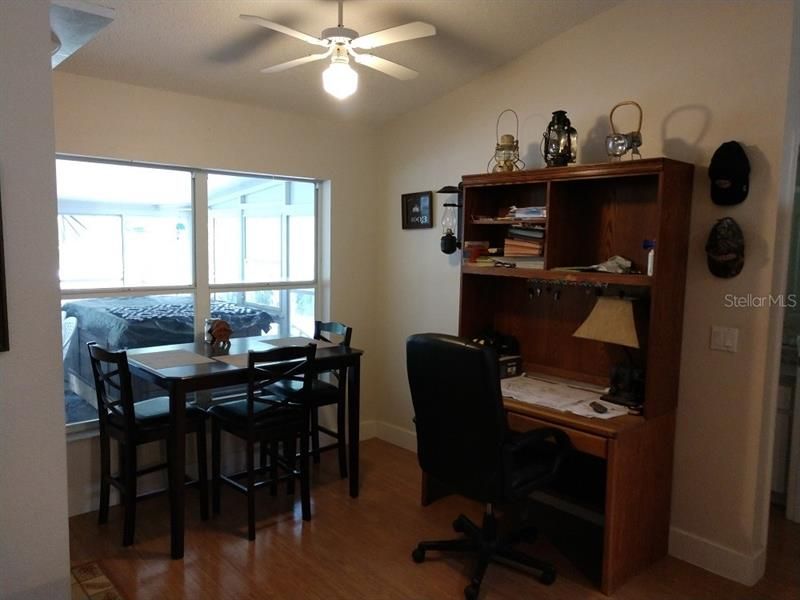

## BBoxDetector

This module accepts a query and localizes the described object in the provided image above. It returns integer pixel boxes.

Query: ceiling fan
[240,0,436,100]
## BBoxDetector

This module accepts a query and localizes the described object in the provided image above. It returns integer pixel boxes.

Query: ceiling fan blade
[351,21,436,50]
[260,52,331,74]
[240,14,329,47]
[353,53,418,80]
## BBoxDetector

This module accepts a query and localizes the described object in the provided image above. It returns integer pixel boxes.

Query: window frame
[58,155,321,435]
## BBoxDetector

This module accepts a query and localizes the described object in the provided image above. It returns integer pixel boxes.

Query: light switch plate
[710,325,739,352]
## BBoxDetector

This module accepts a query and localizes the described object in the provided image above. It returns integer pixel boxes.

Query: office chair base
[411,512,555,599]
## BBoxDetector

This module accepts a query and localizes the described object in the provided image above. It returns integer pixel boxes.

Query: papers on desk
[501,375,628,419]
[261,336,337,349]
[131,350,215,370]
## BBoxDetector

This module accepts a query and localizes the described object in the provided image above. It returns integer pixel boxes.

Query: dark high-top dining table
[127,335,364,559]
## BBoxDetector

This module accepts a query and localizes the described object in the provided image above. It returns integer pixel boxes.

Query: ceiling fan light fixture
[323,56,358,100]
[243,0,435,99]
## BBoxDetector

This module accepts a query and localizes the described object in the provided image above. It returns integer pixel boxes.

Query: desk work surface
[504,394,646,440]
[500,374,628,420]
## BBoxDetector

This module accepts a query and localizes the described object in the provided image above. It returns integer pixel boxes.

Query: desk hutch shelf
[458,158,694,593]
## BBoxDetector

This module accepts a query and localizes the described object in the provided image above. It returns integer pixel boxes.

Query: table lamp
[573,296,644,409]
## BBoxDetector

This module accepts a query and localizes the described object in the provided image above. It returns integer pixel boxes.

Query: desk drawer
[507,412,608,459]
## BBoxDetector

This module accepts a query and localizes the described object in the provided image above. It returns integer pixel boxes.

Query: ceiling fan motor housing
[322,26,358,42]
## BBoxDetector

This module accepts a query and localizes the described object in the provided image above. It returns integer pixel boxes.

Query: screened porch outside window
[58,158,320,427]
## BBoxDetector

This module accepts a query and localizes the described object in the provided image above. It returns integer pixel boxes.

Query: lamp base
[600,391,643,415]
[603,364,645,414]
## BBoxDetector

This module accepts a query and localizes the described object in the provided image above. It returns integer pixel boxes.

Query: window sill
[66,420,100,442]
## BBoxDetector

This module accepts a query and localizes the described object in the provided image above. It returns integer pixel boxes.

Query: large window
[58,158,319,426]
[207,173,316,339]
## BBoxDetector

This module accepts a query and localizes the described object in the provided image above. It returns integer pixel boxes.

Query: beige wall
[0,2,71,599]
[374,0,795,584]
[53,73,381,515]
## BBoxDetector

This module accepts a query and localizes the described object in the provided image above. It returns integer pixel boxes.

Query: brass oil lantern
[488,109,525,173]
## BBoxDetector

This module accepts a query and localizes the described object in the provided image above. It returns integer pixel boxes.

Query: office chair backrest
[87,342,136,435]
[406,333,510,502]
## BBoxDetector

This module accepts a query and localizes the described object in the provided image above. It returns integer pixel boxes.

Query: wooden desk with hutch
[428,159,693,594]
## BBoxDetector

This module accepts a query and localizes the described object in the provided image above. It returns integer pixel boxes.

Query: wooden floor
[70,439,799,600]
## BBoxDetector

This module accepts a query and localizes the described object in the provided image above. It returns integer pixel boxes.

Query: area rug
[71,561,124,600]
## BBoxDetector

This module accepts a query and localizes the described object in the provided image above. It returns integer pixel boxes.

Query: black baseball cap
[705,217,744,278]
[709,141,750,205]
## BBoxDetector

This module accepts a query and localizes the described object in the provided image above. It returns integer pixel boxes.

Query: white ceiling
[55,0,621,123]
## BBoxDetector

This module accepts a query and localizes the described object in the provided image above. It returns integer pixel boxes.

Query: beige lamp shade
[573,296,639,349]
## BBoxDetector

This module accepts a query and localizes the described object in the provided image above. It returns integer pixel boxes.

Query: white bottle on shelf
[643,240,656,276]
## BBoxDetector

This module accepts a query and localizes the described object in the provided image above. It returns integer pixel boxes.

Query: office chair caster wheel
[452,517,465,533]
[464,583,479,600]
[539,568,556,585]
[411,547,426,563]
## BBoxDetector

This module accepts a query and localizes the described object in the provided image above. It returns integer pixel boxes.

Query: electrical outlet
[710,325,739,353]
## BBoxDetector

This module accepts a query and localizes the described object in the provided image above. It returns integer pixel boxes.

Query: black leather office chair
[406,333,571,600]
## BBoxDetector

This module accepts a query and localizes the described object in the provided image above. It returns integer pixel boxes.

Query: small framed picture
[401,191,433,229]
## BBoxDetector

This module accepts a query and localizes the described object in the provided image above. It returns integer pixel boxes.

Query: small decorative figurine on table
[206,319,232,349]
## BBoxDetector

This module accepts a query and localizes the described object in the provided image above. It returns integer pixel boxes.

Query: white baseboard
[375,421,416,452]
[669,526,766,585]
[359,419,378,441]
[70,462,202,518]
[70,419,383,517]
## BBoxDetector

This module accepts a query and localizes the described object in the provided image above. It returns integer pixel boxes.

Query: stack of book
[504,225,545,256]
[504,238,543,255]
[508,205,547,220]
[502,224,545,269]
[500,255,544,269]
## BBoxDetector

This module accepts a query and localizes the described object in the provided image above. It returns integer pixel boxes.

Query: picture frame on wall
[401,191,433,229]
[0,186,8,351]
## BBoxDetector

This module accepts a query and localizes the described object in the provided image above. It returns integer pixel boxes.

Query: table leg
[348,356,361,498]
[168,384,186,559]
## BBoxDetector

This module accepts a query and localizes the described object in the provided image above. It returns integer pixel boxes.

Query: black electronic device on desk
[472,330,521,379]
[602,365,645,414]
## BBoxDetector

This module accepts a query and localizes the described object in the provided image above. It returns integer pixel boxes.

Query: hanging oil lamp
[487,109,525,173]
[438,185,461,255]
[541,110,577,167]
